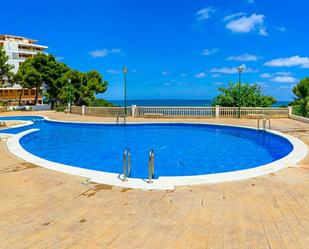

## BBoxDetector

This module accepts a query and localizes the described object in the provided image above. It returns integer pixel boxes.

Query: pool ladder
[116,116,127,124]
[257,117,271,130]
[122,148,131,181]
[148,149,155,183]
[122,148,155,184]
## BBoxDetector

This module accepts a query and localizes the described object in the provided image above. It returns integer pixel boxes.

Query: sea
[109,99,290,107]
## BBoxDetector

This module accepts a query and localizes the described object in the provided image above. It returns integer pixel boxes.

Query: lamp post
[67,78,71,112]
[122,66,128,116]
[237,65,244,118]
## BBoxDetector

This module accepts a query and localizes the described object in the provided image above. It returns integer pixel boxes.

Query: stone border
[2,116,308,190]
[0,121,33,136]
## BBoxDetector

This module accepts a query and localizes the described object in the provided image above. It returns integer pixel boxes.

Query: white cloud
[180,73,188,77]
[210,64,258,74]
[211,74,221,78]
[194,72,207,78]
[106,69,121,74]
[223,12,245,21]
[202,48,219,56]
[271,75,297,83]
[260,73,271,78]
[260,71,297,83]
[259,27,268,36]
[264,55,309,68]
[213,82,224,85]
[248,0,255,3]
[225,13,267,36]
[196,7,215,21]
[227,53,260,61]
[89,48,123,58]
[161,71,170,76]
[275,26,286,32]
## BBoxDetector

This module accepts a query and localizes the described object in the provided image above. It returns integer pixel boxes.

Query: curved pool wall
[1,115,308,190]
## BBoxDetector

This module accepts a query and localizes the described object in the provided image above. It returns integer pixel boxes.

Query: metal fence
[70,105,290,118]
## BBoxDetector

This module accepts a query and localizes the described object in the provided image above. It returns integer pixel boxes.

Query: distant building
[0,34,48,105]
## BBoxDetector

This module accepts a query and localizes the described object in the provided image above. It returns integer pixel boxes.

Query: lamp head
[122,66,128,74]
[237,65,244,73]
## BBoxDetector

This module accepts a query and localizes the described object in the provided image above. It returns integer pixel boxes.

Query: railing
[240,107,288,117]
[135,106,215,118]
[6,105,51,111]
[148,149,155,184]
[84,107,132,117]
[219,107,237,117]
[70,105,290,118]
[122,148,131,181]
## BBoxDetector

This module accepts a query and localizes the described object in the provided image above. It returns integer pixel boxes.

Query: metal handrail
[116,115,127,124]
[122,148,131,181]
[148,149,155,183]
[257,117,263,130]
[257,117,271,130]
[263,118,271,130]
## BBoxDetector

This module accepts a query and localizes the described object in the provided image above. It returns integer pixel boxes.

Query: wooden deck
[0,111,309,249]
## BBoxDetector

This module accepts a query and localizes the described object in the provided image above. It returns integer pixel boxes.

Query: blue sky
[2,0,309,101]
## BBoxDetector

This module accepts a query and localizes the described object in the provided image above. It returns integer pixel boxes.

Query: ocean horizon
[109,99,290,107]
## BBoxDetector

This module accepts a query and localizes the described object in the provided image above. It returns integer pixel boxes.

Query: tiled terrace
[0,111,309,249]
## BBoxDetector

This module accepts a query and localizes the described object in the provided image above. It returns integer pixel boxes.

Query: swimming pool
[1,115,307,189]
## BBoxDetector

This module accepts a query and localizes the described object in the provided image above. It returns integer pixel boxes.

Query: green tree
[292,77,309,117]
[0,46,14,85]
[16,53,50,104]
[59,69,108,106]
[16,53,70,107]
[212,82,276,107]
[16,53,109,108]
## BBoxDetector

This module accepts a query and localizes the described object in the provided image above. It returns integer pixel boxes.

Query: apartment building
[0,34,48,105]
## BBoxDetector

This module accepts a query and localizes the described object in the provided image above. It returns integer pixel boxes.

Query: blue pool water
[0,116,293,179]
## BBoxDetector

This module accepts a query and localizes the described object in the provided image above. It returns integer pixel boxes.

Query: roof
[0,34,38,43]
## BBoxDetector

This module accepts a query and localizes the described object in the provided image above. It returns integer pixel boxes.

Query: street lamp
[67,78,71,112]
[237,65,244,118]
[122,66,128,116]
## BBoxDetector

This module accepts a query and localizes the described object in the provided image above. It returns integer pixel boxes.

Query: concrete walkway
[0,111,309,249]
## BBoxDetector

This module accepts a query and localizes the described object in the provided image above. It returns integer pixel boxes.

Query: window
[31,89,35,95]
[24,90,28,96]
[4,90,8,96]
[12,53,19,60]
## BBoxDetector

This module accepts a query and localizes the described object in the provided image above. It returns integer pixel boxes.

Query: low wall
[289,114,309,124]
[0,106,6,112]
[70,105,290,118]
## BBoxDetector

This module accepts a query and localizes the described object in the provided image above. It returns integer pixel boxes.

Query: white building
[0,34,48,73]
[0,35,48,105]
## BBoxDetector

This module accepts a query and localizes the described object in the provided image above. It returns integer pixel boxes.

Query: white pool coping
[1,115,308,190]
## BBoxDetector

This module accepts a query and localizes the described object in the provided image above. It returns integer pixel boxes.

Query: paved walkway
[0,111,309,249]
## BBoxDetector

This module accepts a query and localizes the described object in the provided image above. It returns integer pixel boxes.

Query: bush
[89,98,114,107]
[55,105,66,112]
[212,82,276,107]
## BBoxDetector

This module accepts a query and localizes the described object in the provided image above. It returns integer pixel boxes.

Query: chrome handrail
[116,115,127,124]
[122,148,131,181]
[263,118,271,130]
[257,117,263,130]
[148,149,155,183]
